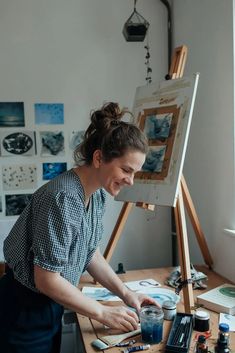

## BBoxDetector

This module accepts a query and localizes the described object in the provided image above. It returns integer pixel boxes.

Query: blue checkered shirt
[4,169,106,292]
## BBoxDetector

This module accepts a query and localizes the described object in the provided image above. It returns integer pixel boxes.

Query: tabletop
[76,266,235,353]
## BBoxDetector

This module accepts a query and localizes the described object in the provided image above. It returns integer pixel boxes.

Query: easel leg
[181,175,213,268]
[103,202,134,263]
[174,184,194,313]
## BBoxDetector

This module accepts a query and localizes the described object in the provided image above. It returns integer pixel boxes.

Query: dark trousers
[0,267,64,353]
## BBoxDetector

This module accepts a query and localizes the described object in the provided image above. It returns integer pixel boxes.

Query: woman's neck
[73,165,100,205]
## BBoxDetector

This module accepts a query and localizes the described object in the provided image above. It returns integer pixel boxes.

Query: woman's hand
[96,304,139,332]
[122,290,161,313]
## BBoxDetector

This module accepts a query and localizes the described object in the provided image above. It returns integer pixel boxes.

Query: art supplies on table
[195,335,208,353]
[91,327,141,350]
[162,300,177,321]
[139,305,164,344]
[215,323,230,353]
[165,313,193,353]
[193,310,210,332]
[197,284,235,315]
[122,344,150,353]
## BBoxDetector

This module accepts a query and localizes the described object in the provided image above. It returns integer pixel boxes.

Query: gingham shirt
[4,169,106,292]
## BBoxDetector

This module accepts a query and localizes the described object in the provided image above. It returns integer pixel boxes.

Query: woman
[0,102,158,353]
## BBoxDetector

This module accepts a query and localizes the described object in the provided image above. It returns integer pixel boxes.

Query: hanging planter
[122,0,149,42]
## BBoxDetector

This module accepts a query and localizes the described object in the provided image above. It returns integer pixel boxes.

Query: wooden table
[77,266,235,353]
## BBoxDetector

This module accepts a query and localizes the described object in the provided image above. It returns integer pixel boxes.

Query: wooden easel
[103,45,213,313]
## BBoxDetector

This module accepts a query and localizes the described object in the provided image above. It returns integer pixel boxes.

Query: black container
[194,310,210,332]
[165,313,193,353]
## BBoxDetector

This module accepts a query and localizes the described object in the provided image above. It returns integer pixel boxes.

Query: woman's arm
[34,264,139,332]
[87,248,159,312]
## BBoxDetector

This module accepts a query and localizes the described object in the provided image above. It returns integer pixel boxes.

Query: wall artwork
[35,103,64,125]
[0,130,36,156]
[0,102,25,127]
[39,131,65,156]
[116,73,200,207]
[5,193,32,216]
[69,130,85,150]
[0,101,68,220]
[42,162,67,180]
[2,164,37,191]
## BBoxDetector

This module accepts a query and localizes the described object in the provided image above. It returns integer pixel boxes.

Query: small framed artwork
[0,102,25,127]
[42,162,67,180]
[0,130,36,156]
[35,103,64,125]
[39,131,65,156]
[5,194,32,216]
[69,130,85,150]
[2,164,37,191]
[136,105,180,180]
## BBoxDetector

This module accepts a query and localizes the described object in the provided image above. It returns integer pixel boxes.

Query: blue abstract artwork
[42,162,67,180]
[0,102,25,127]
[35,103,64,125]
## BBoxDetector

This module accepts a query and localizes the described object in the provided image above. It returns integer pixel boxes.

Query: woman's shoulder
[34,169,84,202]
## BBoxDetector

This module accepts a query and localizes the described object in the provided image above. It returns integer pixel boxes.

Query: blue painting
[0,102,25,127]
[144,113,172,141]
[43,162,67,180]
[142,146,166,173]
[35,103,64,125]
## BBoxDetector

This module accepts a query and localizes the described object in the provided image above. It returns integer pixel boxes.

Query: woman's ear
[93,149,102,168]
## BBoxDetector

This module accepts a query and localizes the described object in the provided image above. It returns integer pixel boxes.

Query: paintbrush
[91,327,141,350]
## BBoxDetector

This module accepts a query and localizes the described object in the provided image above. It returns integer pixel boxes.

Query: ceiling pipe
[159,0,172,71]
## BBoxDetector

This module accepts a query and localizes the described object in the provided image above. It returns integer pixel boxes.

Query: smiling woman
[1,102,155,353]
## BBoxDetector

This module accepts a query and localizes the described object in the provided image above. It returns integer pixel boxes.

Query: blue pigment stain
[141,322,163,344]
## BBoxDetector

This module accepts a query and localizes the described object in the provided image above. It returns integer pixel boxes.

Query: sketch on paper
[82,286,179,305]
[82,287,121,301]
[42,162,67,180]
[5,194,32,216]
[35,103,64,125]
[2,164,37,191]
[39,131,65,156]
[116,74,200,207]
[0,130,36,156]
[0,102,25,127]
[69,130,85,150]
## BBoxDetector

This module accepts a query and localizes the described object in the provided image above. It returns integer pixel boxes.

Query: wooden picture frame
[136,105,180,181]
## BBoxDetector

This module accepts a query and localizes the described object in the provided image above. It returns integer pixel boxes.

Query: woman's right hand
[96,304,139,332]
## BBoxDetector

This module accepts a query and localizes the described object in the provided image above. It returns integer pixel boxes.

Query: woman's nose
[124,175,134,186]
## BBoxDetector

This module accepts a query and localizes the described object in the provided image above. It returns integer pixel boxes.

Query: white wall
[0,0,172,270]
[173,0,235,281]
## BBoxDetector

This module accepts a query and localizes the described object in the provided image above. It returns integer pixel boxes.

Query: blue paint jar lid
[219,323,229,332]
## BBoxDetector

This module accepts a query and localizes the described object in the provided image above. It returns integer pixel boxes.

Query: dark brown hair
[74,102,148,165]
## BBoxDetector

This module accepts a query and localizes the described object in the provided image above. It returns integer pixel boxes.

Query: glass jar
[194,310,210,332]
[162,300,176,321]
[140,305,164,344]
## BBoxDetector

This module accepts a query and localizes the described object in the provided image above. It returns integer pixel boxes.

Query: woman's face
[95,150,146,196]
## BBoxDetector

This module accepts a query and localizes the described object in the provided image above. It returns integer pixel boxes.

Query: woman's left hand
[123,290,161,314]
